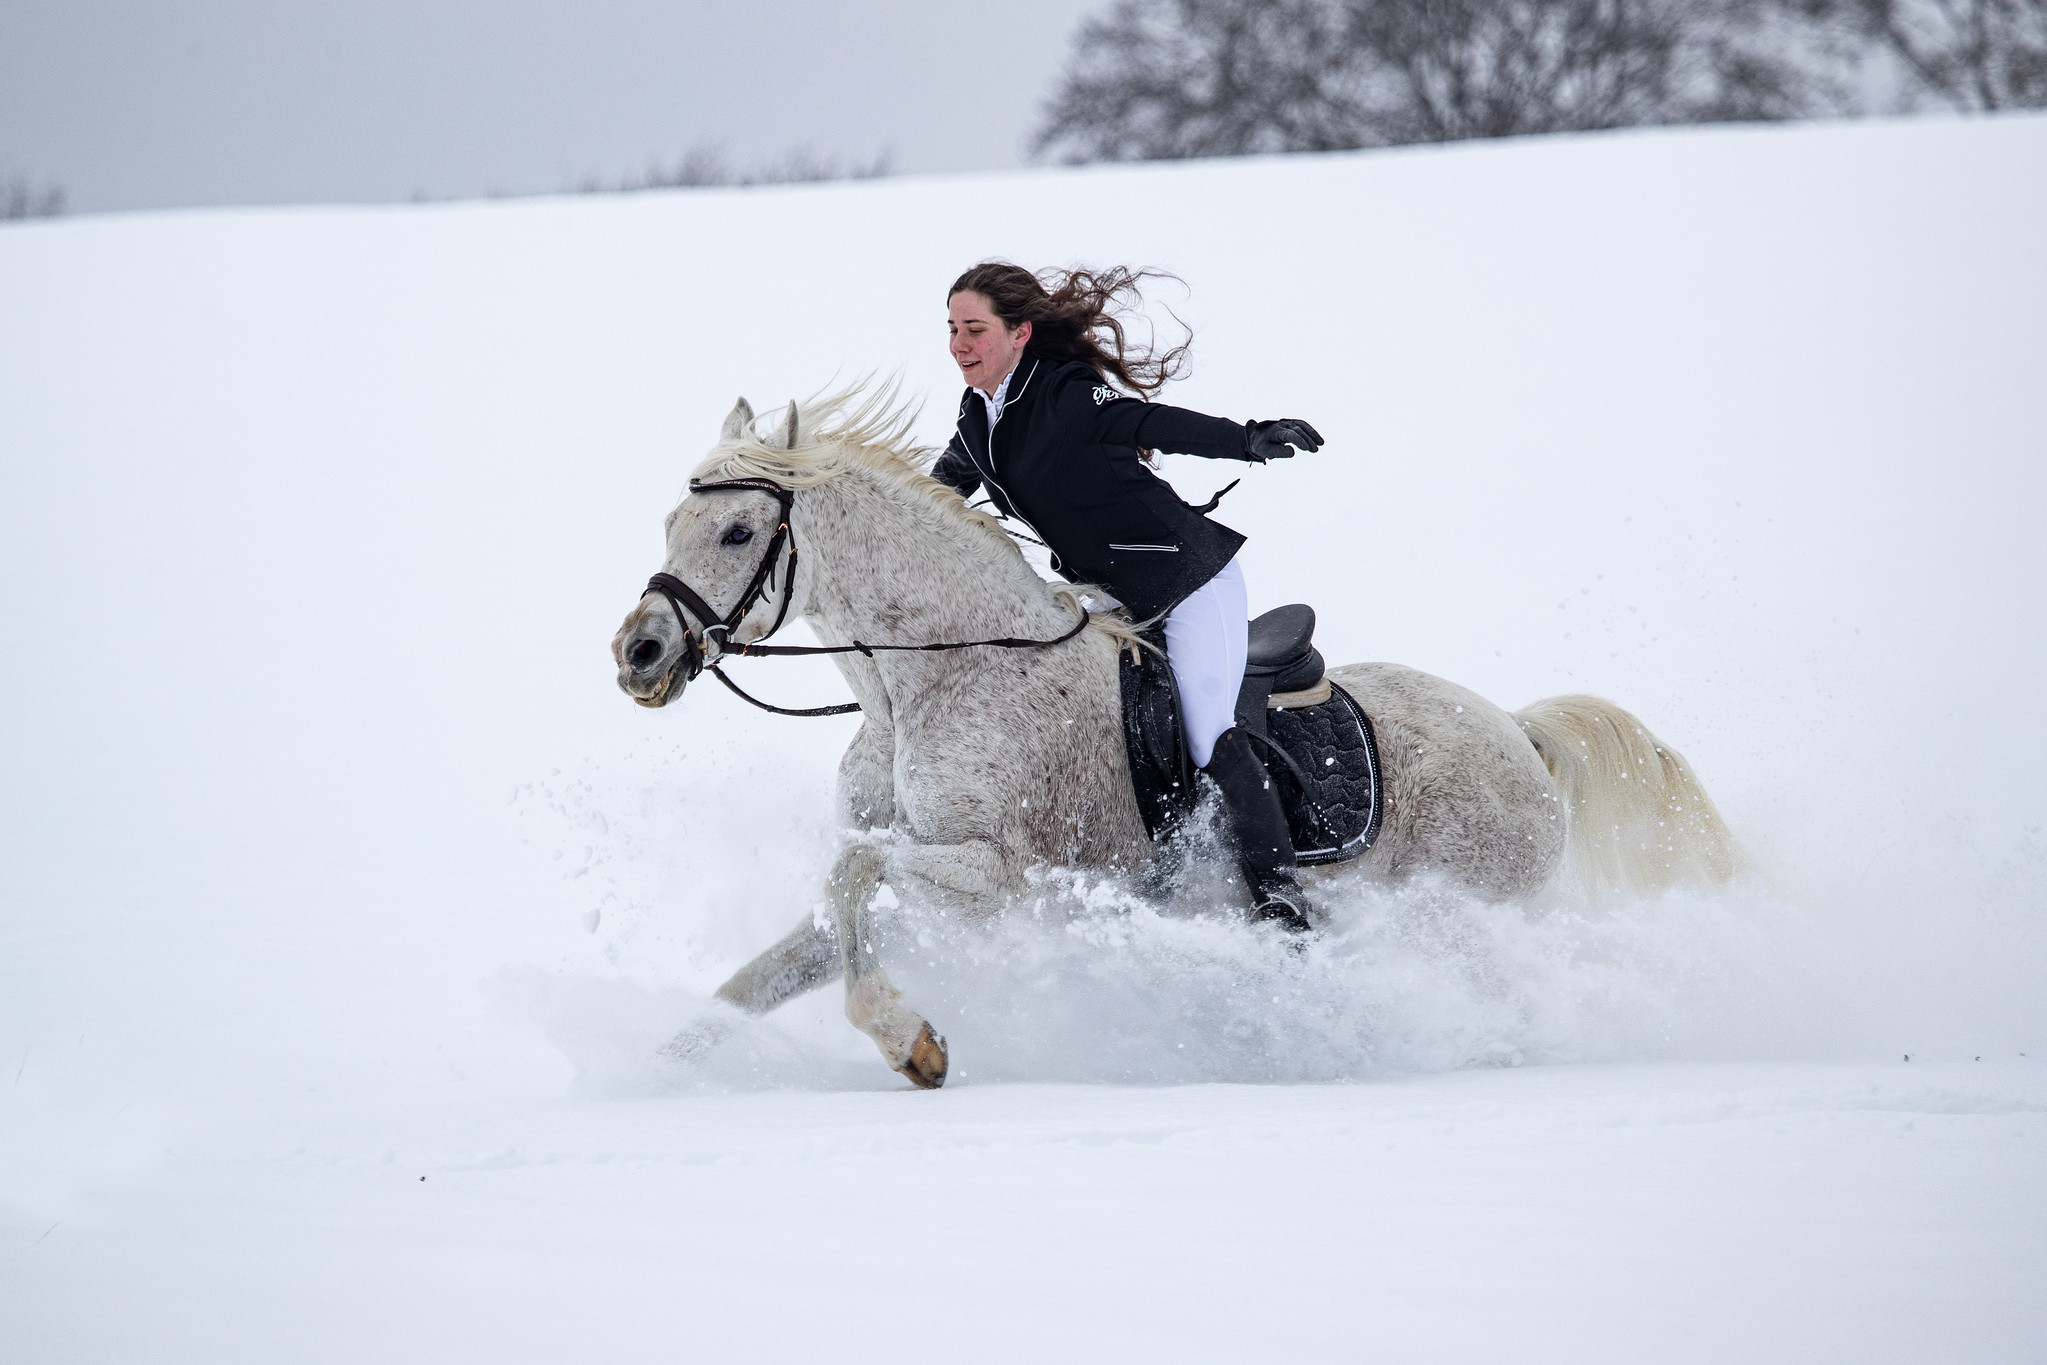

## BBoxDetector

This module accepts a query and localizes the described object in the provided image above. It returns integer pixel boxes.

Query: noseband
[638,475,1093,718]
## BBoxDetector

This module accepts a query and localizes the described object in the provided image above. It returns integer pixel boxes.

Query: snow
[3,115,2045,1361]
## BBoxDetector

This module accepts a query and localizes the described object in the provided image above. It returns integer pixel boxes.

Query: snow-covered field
[3,115,2044,1362]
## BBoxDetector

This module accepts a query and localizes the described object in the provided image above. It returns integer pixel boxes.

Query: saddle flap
[1121,637,1384,869]
[1247,604,1315,669]
[1262,682,1384,866]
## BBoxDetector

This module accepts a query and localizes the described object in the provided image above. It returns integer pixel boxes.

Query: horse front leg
[884,839,1014,923]
[662,914,841,1062]
[836,717,896,831]
[829,843,949,1088]
[668,706,891,1065]
[714,914,841,1013]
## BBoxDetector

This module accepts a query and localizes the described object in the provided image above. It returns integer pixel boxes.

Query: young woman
[932,263,1326,927]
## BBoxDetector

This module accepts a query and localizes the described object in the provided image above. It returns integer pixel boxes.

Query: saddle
[1120,604,1383,866]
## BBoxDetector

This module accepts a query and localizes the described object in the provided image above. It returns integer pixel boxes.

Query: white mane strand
[694,382,937,489]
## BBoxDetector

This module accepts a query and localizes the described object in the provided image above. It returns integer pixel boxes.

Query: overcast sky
[1,0,1103,213]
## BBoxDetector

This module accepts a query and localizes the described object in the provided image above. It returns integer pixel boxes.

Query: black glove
[1244,418,1324,462]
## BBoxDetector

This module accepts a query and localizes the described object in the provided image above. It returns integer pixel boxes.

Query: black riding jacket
[931,356,1256,620]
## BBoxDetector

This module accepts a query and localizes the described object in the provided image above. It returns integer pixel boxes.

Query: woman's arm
[1049,367,1318,463]
[1049,369,1241,459]
[1135,402,1250,461]
[930,432,984,497]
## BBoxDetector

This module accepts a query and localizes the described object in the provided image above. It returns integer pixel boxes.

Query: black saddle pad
[1264,682,1384,865]
[1119,645,1383,867]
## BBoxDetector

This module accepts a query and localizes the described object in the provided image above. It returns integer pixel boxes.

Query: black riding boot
[1203,727,1317,932]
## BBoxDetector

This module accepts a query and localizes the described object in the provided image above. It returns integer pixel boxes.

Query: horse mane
[691,380,1149,657]
[692,379,997,533]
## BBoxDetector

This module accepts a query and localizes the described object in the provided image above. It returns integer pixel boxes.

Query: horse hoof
[898,1022,948,1089]
[659,1008,741,1066]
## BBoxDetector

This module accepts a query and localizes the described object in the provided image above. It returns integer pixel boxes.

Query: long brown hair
[948,263,1190,397]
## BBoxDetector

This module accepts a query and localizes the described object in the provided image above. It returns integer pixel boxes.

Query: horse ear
[764,400,799,451]
[721,398,755,443]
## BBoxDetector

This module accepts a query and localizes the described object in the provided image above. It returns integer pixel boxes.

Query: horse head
[612,397,805,707]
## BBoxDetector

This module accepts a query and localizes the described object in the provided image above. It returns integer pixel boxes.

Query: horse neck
[794,467,1071,681]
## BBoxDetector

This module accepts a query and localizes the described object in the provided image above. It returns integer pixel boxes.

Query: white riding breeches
[1164,556,1248,769]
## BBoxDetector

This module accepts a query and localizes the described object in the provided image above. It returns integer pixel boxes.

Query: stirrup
[1249,879,1318,934]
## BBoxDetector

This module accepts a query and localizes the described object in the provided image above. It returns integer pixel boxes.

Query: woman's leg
[1165,558,1316,930]
[1163,558,1248,768]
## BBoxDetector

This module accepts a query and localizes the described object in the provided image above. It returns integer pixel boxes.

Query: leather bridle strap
[638,474,1095,719]
[701,599,1092,718]
[723,600,1093,660]
[705,664,862,717]
[641,477,799,686]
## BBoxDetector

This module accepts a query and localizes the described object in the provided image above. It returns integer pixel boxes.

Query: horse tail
[1514,694,1741,899]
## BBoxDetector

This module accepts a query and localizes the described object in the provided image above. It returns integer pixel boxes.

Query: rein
[642,475,1094,719]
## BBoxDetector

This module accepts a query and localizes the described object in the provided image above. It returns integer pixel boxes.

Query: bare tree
[1035,0,1853,161]
[1803,0,2047,107]
[2,176,66,220]
[1032,0,1362,159]
[1338,0,1837,139]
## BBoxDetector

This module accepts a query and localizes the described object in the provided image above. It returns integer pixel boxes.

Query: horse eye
[723,525,753,545]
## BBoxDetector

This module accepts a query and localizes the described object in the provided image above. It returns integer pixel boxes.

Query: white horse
[612,389,1739,1088]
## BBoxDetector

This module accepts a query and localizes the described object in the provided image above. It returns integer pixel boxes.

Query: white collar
[978,364,1017,431]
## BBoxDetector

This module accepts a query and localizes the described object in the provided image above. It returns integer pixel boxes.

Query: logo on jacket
[1092,384,1114,406]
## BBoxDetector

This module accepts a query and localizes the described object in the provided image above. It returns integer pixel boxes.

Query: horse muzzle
[614,624,705,708]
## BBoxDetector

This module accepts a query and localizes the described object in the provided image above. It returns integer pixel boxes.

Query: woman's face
[948,290,1031,396]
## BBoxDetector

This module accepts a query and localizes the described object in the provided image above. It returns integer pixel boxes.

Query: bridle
[639,476,1093,718]
[643,477,802,699]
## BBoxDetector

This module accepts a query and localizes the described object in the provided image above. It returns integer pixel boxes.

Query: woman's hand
[1243,419,1324,462]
